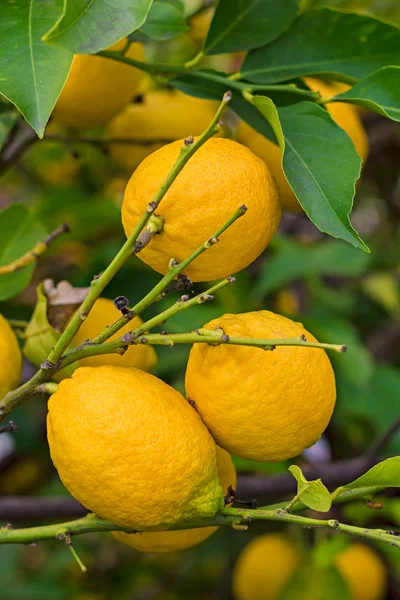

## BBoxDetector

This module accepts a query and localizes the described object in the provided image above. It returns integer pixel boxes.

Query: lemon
[122,138,281,282]
[47,366,224,529]
[185,311,336,461]
[335,543,387,600]
[236,78,369,212]
[113,446,236,552]
[108,90,219,172]
[233,533,301,600]
[188,8,214,45]
[53,39,144,129]
[71,298,157,371]
[0,315,22,400]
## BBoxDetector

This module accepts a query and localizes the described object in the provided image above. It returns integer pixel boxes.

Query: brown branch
[0,124,38,175]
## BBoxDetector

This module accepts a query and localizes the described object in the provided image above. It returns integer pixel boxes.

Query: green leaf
[252,236,370,299]
[205,0,300,56]
[332,66,400,121]
[279,562,351,600]
[43,0,154,54]
[289,465,332,512]
[0,112,18,151]
[337,457,400,493]
[0,1,73,137]
[141,0,188,41]
[241,9,400,84]
[0,204,47,302]
[252,96,367,251]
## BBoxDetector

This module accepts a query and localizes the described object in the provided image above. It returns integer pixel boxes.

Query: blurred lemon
[335,543,387,600]
[0,315,22,400]
[53,39,144,129]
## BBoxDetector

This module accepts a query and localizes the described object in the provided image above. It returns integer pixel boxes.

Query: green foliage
[0,112,18,151]
[337,457,400,492]
[204,0,300,55]
[253,96,367,250]
[43,0,154,53]
[289,465,332,511]
[241,9,400,83]
[333,66,400,120]
[0,0,73,137]
[0,204,47,301]
[141,0,188,40]
[279,561,351,600]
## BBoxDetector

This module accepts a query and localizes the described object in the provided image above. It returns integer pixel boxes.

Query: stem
[92,205,246,345]
[184,51,205,69]
[0,508,398,549]
[36,382,58,395]
[0,223,69,275]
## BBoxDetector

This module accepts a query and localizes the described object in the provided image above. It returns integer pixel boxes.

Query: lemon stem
[0,505,398,550]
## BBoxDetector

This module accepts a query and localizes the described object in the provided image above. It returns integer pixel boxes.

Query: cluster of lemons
[0,33,374,586]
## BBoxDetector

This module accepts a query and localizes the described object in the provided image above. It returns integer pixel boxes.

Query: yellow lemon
[47,366,224,528]
[185,311,336,461]
[236,78,369,212]
[53,39,144,129]
[233,533,302,600]
[71,298,157,371]
[0,315,22,400]
[113,446,236,552]
[188,7,214,45]
[335,543,387,600]
[122,138,281,282]
[108,89,218,172]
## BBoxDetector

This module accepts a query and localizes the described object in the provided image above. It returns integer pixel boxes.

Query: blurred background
[0,0,399,598]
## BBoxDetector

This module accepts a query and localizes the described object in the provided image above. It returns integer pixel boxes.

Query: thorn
[113,295,129,311]
[147,201,157,212]
[184,135,194,146]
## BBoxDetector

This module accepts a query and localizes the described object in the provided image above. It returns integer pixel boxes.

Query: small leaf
[0,112,18,151]
[141,0,188,41]
[252,96,367,251]
[0,205,47,302]
[0,1,73,136]
[205,0,300,56]
[241,9,400,84]
[23,284,76,379]
[332,66,400,121]
[43,0,154,54]
[289,465,332,512]
[337,457,400,493]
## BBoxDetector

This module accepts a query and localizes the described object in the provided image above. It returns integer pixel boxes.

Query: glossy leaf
[0,204,47,301]
[289,465,332,512]
[332,66,400,121]
[337,457,400,493]
[253,96,367,250]
[0,1,73,137]
[205,0,300,55]
[43,0,154,54]
[252,236,370,299]
[0,111,18,151]
[241,9,400,84]
[141,0,188,40]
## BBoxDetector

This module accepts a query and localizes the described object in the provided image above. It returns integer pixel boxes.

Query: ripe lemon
[0,315,22,400]
[236,78,369,212]
[113,446,236,552]
[47,366,224,528]
[185,311,336,461]
[71,298,157,371]
[233,533,301,600]
[335,543,387,600]
[108,90,219,172]
[53,39,144,129]
[122,138,281,282]
[188,7,214,45]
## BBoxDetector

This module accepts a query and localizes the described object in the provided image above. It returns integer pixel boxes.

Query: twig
[0,223,70,276]
[0,506,398,549]
[0,124,38,175]
[366,416,400,462]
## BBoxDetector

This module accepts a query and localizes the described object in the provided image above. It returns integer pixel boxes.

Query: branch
[0,506,398,549]
[0,223,70,276]
[0,124,38,175]
[366,417,400,462]
[0,92,232,422]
